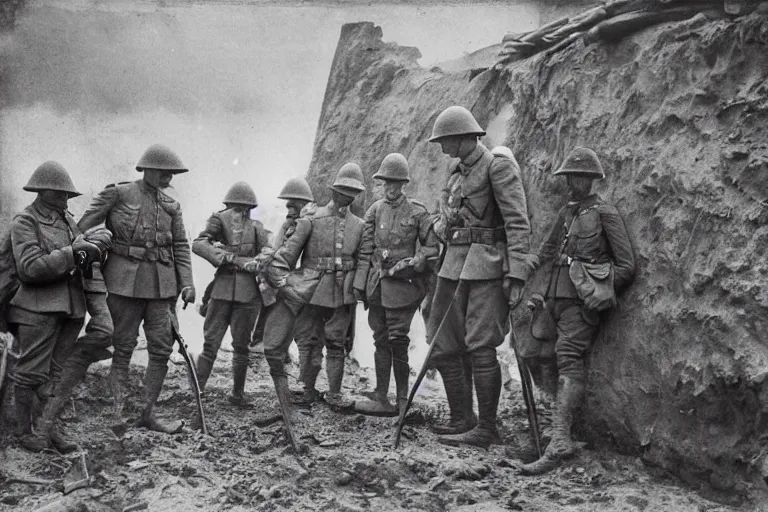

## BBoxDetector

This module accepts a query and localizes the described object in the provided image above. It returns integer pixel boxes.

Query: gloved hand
[503,277,525,309]
[72,235,102,263]
[243,259,261,274]
[83,226,113,253]
[180,286,196,305]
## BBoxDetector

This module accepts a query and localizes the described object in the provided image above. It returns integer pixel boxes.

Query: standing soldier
[353,153,438,416]
[191,181,270,407]
[261,163,365,414]
[427,106,533,449]
[8,162,104,451]
[79,144,195,434]
[516,147,635,474]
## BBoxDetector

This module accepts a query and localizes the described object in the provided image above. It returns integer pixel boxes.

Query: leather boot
[324,351,353,410]
[354,346,397,416]
[229,359,252,408]
[439,349,502,449]
[291,344,311,395]
[431,356,476,435]
[393,345,410,417]
[137,363,183,434]
[195,355,213,394]
[293,358,322,406]
[518,376,585,475]
[108,364,128,420]
[44,357,88,452]
[16,387,49,452]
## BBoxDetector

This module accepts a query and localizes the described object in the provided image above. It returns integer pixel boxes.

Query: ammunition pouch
[568,260,616,312]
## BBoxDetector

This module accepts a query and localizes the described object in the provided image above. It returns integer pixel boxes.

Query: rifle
[170,305,208,435]
[511,332,543,458]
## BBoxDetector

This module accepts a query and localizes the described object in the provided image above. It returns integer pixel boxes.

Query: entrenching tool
[62,453,90,495]
[393,282,464,449]
[171,305,208,435]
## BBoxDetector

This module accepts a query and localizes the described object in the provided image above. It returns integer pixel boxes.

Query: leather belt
[447,227,505,246]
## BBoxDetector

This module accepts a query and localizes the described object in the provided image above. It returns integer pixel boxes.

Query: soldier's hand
[411,254,427,273]
[72,235,102,263]
[523,254,541,273]
[243,259,261,274]
[221,253,236,266]
[84,227,113,251]
[504,277,525,309]
[181,286,196,305]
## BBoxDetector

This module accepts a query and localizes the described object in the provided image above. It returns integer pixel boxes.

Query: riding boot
[439,349,502,449]
[108,364,128,420]
[324,351,353,410]
[137,363,183,434]
[293,356,322,406]
[16,387,49,452]
[195,355,213,394]
[518,376,585,475]
[431,356,476,435]
[354,346,396,416]
[44,356,89,452]
[228,358,252,408]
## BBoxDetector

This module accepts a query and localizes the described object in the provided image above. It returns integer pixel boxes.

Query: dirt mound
[307,14,768,494]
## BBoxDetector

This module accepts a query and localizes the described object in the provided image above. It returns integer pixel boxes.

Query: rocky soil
[0,339,757,511]
[306,9,768,496]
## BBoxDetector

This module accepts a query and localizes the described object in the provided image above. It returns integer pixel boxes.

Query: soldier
[8,162,104,451]
[353,153,439,416]
[516,147,635,474]
[191,181,270,407]
[79,144,195,434]
[261,163,365,413]
[427,106,533,449]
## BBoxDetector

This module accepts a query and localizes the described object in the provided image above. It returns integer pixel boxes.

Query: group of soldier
[4,104,635,475]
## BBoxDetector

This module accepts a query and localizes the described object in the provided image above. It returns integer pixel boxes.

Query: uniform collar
[567,194,600,211]
[327,199,348,218]
[32,197,65,220]
[458,143,486,175]
[385,193,406,207]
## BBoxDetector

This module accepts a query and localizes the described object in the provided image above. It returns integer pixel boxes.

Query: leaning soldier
[353,153,438,416]
[260,163,365,413]
[8,162,104,451]
[191,181,270,407]
[79,144,195,434]
[427,106,533,449]
[515,147,635,474]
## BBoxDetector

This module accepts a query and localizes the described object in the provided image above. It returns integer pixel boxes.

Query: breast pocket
[461,193,489,221]
[109,202,141,240]
[570,209,603,259]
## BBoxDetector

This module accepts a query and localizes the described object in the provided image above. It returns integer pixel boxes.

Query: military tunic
[78,179,194,369]
[193,208,270,366]
[8,199,85,390]
[429,143,531,357]
[536,193,635,380]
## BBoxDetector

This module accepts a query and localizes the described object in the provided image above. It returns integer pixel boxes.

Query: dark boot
[16,387,48,452]
[228,359,252,408]
[195,355,213,394]
[325,351,353,410]
[354,347,397,416]
[44,357,89,452]
[431,356,476,435]
[518,376,585,475]
[108,364,128,420]
[293,358,322,406]
[136,363,183,434]
[291,344,311,395]
[439,349,502,449]
[392,345,410,417]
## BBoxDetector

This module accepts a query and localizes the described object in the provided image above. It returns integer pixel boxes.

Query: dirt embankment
[307,13,768,495]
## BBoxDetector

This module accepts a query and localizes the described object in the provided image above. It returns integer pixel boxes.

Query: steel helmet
[330,162,365,196]
[373,153,409,182]
[429,106,486,142]
[136,144,188,174]
[223,181,258,207]
[278,178,314,202]
[23,161,81,197]
[554,147,605,179]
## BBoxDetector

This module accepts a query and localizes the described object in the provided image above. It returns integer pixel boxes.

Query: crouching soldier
[79,144,195,434]
[8,162,105,451]
[260,164,365,414]
[516,147,635,474]
[192,182,270,406]
[353,153,438,416]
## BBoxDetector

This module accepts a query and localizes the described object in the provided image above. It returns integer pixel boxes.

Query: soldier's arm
[77,185,119,231]
[599,204,636,292]
[11,215,76,283]
[270,217,311,274]
[489,157,532,281]
[191,214,231,267]
[256,221,272,251]
[416,206,440,257]
[353,203,377,291]
[171,204,194,291]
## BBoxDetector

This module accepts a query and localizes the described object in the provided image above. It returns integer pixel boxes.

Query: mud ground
[0,341,762,512]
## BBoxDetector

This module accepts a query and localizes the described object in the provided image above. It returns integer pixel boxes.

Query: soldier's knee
[471,346,497,368]
[265,355,286,376]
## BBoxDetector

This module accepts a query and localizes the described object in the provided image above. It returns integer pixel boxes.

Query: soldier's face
[39,190,69,210]
[438,136,463,158]
[566,175,594,199]
[227,204,252,216]
[285,200,308,219]
[143,169,173,189]
[383,180,405,200]
[332,190,355,207]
